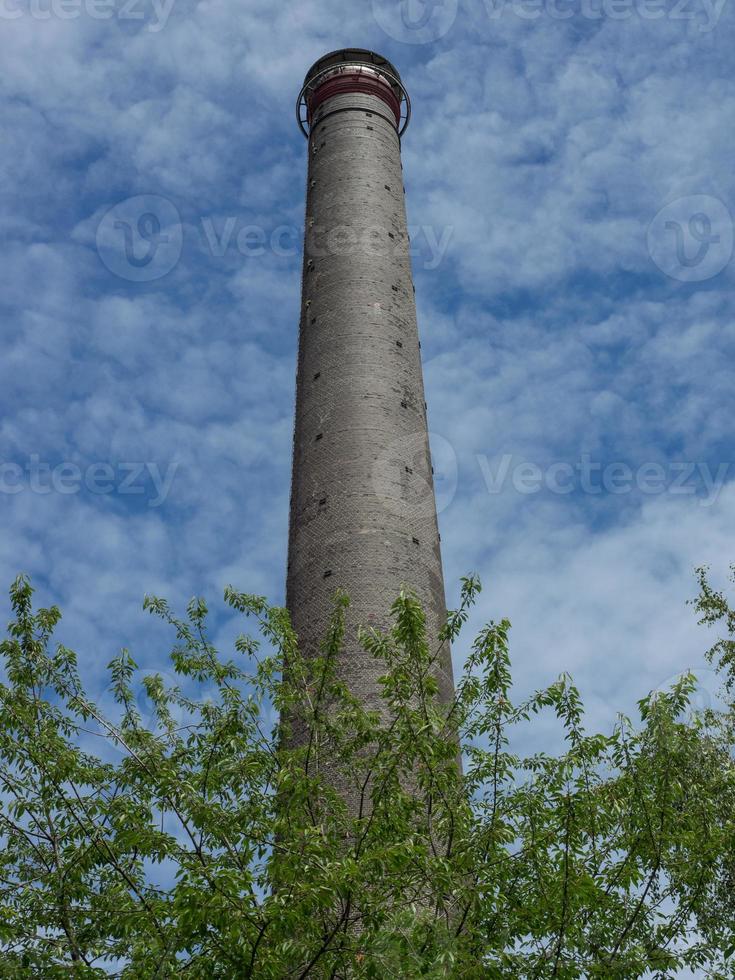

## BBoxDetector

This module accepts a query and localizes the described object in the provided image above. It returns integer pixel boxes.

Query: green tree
[0,568,733,977]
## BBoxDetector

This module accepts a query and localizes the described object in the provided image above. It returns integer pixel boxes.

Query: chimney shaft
[287,49,454,805]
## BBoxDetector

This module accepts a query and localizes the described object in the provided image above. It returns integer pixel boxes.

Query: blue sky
[1,0,734,755]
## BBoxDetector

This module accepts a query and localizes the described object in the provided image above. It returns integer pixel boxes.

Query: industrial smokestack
[287,49,455,806]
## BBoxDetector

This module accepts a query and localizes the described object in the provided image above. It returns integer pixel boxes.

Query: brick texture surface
[286,69,455,807]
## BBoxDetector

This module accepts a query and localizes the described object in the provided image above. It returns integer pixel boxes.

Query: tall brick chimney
[287,49,454,804]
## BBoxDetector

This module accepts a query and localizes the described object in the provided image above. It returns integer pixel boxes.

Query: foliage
[0,568,734,977]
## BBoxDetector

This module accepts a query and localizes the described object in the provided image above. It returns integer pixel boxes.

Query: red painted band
[308,72,401,128]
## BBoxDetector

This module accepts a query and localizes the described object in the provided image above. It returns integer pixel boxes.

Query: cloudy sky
[1,0,734,756]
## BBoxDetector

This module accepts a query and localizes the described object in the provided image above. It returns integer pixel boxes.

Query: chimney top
[297,49,410,139]
[303,49,402,89]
